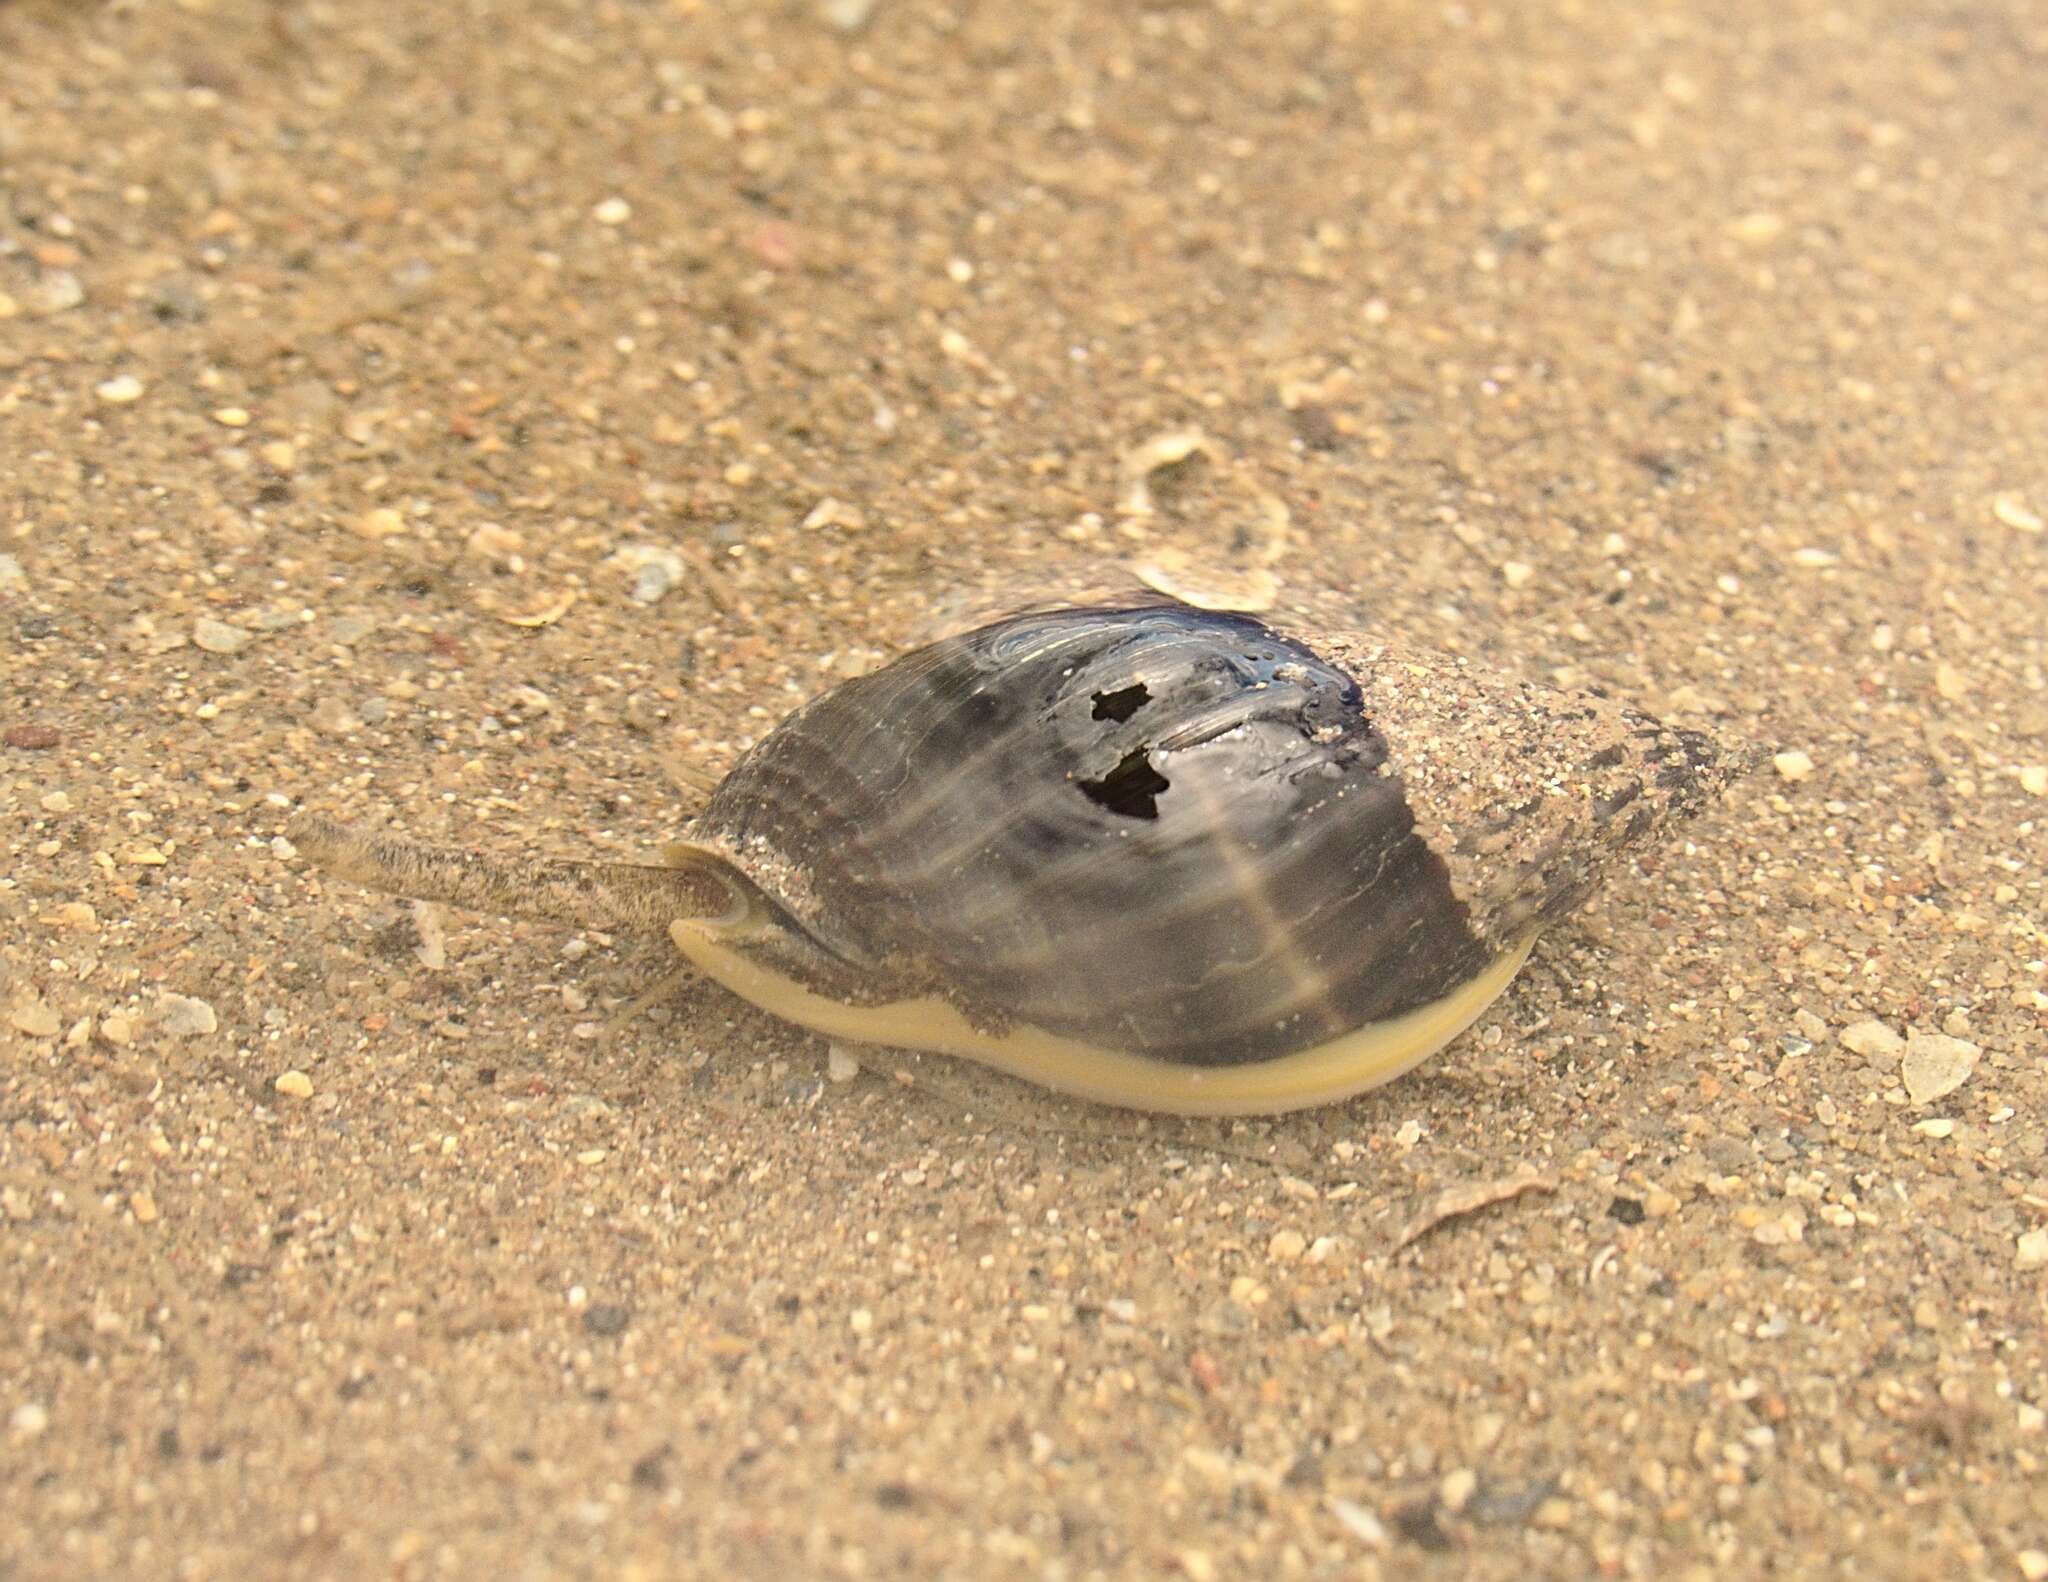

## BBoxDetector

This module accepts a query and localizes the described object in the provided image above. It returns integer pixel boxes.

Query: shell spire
[1298,634,1747,950]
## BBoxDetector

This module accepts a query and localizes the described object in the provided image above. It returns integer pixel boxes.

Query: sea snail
[293,600,1744,1116]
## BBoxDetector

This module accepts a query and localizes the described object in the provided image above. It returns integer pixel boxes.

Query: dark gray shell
[691,603,1733,1068]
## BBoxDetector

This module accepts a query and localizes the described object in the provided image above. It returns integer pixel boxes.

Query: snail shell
[295,601,1744,1115]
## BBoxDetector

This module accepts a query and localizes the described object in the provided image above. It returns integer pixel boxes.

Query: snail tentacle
[288,815,742,934]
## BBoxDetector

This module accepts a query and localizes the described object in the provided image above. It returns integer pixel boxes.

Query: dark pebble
[18,616,58,641]
[1607,1196,1647,1226]
[1289,402,1343,451]
[631,1445,671,1490]
[582,1302,632,1337]
[1391,1499,1455,1551]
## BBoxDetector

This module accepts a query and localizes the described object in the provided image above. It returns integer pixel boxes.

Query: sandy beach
[4,1,2047,1576]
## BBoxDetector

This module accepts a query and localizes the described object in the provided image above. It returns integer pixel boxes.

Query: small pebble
[157,994,218,1037]
[0,554,25,591]
[2017,1231,2048,1273]
[1726,211,1785,243]
[849,1308,874,1335]
[95,374,146,404]
[212,407,252,428]
[2020,766,2048,798]
[1328,1497,1387,1548]
[1900,1033,1980,1105]
[819,0,878,30]
[357,507,406,539]
[273,1070,314,1099]
[802,497,866,532]
[5,724,61,750]
[1267,1229,1307,1261]
[1839,1020,1904,1060]
[631,560,674,604]
[826,1044,861,1083]
[131,1190,159,1223]
[1992,493,2044,534]
[1531,1497,1575,1529]
[582,1303,632,1337]
[592,197,633,226]
[1500,560,1536,589]
[2018,1550,2048,1582]
[310,696,362,735]
[26,270,84,315]
[100,1014,135,1046]
[193,617,253,655]
[9,1003,61,1038]
[10,1402,50,1439]
[1772,749,1815,782]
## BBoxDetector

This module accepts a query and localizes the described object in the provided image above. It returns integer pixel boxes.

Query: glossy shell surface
[689,603,1730,1074]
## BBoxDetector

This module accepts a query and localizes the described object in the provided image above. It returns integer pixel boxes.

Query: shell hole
[1090,682,1150,722]
[1077,748,1169,819]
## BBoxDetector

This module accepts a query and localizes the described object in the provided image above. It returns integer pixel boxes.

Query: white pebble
[592,197,632,226]
[1992,493,2044,533]
[819,0,877,29]
[10,1402,50,1438]
[2018,1230,2048,1272]
[95,374,146,404]
[826,1044,861,1083]
[1328,1497,1387,1548]
[1772,749,1816,783]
